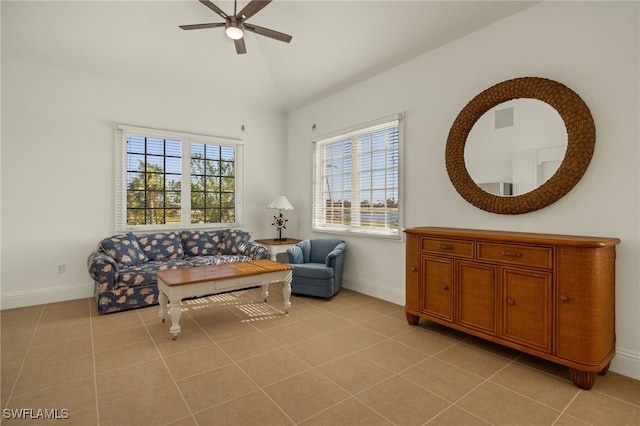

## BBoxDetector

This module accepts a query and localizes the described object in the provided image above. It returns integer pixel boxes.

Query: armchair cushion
[292,263,334,280]
[309,239,339,263]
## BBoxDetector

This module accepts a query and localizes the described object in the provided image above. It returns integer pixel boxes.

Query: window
[116,125,243,232]
[312,115,402,238]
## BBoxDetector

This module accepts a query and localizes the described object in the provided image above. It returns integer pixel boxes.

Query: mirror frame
[446,77,595,214]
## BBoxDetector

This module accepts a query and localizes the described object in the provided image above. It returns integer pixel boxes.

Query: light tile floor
[1,286,639,425]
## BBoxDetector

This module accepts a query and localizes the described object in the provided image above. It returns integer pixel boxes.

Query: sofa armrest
[245,242,270,260]
[87,251,119,291]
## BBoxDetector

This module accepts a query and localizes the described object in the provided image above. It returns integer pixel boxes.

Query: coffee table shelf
[157,260,293,340]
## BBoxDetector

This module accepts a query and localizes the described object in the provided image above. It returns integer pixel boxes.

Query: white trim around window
[115,124,244,233]
[312,113,404,239]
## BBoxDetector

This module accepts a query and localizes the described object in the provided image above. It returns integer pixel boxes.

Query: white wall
[1,55,287,308]
[286,2,639,379]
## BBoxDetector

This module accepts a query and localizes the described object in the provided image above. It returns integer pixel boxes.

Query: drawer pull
[410,267,417,272]
[507,298,515,305]
[560,295,569,302]
[442,284,449,290]
[502,251,523,258]
[439,244,454,250]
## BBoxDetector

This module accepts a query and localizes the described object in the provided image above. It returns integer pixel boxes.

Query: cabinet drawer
[420,237,474,258]
[477,242,553,269]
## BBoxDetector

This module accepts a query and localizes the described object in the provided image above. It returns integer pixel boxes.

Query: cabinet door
[556,246,616,364]
[421,255,453,322]
[500,267,552,352]
[405,233,420,312]
[457,261,497,335]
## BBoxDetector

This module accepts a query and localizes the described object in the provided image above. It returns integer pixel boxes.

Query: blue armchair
[282,238,347,298]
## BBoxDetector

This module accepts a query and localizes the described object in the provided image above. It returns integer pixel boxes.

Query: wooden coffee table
[157,259,293,340]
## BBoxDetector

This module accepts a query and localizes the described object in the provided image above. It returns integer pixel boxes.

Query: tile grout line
[142,305,203,425]
[88,299,101,426]
[1,304,45,414]
[550,390,594,426]
[184,289,391,424]
[167,288,301,424]
[228,296,303,425]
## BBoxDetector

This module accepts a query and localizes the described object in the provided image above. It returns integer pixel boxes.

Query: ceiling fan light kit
[180,0,292,54]
[225,20,244,40]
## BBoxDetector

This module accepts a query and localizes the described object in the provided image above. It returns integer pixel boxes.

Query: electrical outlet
[56,264,65,274]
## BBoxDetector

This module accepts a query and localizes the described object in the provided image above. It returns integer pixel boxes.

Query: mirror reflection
[465,98,567,196]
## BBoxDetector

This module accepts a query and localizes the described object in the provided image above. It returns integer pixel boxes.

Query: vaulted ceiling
[2,1,537,111]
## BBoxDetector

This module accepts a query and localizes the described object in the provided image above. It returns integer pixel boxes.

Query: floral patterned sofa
[88,229,269,314]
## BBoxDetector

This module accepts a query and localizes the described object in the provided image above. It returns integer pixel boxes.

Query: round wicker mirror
[446,77,595,214]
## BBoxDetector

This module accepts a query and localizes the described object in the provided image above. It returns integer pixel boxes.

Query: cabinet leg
[598,362,611,376]
[406,312,420,325]
[569,368,597,390]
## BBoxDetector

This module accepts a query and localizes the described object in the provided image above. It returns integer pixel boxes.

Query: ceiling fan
[179,0,293,55]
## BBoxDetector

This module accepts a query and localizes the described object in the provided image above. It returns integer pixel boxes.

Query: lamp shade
[267,195,294,210]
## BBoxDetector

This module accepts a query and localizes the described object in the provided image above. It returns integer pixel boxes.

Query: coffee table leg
[158,289,167,322]
[168,299,182,340]
[261,284,269,302]
[283,270,292,314]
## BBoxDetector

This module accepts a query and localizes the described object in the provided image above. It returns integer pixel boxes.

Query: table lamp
[266,195,294,240]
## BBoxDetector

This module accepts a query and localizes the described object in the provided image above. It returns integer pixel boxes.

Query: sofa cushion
[182,230,223,257]
[137,232,184,261]
[221,229,251,255]
[99,233,148,267]
[118,259,193,287]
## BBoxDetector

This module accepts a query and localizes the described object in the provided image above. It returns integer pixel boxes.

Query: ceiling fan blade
[234,38,247,54]
[244,23,292,43]
[237,0,272,20]
[199,0,228,19]
[179,22,225,30]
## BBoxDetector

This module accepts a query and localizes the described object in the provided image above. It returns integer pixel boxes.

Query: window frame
[115,124,244,233]
[312,114,403,240]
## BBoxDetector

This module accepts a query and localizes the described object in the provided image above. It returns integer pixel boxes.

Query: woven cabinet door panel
[457,261,498,335]
[500,267,553,353]
[556,246,616,364]
[421,255,454,322]
[405,233,420,312]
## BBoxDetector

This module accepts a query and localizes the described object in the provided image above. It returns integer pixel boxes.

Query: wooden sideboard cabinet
[405,227,620,390]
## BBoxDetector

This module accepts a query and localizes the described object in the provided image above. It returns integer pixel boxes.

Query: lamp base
[272,212,288,241]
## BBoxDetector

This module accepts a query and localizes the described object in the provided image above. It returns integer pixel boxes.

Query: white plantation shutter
[312,114,403,239]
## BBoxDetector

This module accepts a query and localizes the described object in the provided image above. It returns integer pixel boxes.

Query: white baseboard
[0,282,94,310]
[342,273,404,306]
[342,274,640,381]
[610,347,640,380]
